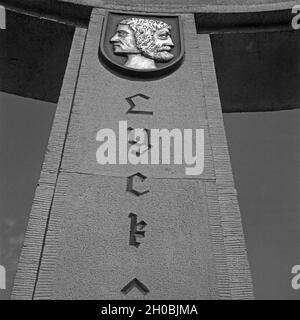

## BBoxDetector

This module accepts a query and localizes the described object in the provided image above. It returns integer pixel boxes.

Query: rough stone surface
[59,0,296,12]
[1,0,91,26]
[35,173,218,299]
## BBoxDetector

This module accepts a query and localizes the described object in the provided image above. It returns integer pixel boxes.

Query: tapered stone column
[12,8,253,299]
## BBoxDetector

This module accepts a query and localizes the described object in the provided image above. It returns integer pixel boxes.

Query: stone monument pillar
[12,6,253,299]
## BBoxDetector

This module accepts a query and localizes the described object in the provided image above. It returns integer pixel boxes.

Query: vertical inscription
[121,93,153,295]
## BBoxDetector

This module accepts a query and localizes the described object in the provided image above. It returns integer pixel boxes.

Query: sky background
[0,92,56,300]
[0,91,299,299]
[224,110,300,300]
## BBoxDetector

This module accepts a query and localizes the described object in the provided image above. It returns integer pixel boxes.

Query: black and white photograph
[0,0,299,306]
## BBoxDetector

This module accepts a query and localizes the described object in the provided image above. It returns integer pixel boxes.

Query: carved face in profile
[110,17,175,69]
[110,24,140,55]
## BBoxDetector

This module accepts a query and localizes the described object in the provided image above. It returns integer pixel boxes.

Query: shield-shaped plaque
[99,11,184,77]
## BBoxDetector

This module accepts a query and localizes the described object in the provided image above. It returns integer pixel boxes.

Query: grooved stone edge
[198,34,254,299]
[11,27,87,300]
